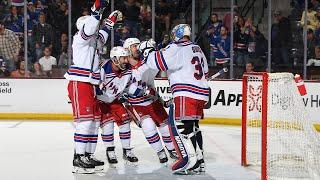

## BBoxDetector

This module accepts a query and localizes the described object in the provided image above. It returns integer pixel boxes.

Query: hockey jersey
[97,60,132,103]
[146,41,210,102]
[126,59,159,106]
[211,35,231,64]
[64,15,110,85]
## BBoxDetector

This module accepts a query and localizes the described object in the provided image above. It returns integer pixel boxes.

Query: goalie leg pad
[167,105,197,173]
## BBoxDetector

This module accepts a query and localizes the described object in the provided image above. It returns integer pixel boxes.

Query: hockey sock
[141,117,163,153]
[74,121,94,154]
[158,124,175,151]
[101,122,115,148]
[194,120,203,151]
[119,123,131,149]
[85,121,99,154]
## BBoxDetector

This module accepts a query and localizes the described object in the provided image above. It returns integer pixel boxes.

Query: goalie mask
[110,46,131,70]
[138,39,156,58]
[123,38,141,58]
[171,24,191,42]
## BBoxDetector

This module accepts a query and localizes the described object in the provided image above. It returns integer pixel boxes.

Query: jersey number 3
[191,57,204,80]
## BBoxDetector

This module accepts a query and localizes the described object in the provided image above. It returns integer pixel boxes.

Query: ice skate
[123,148,138,166]
[184,158,205,175]
[72,154,95,174]
[167,149,179,160]
[85,152,104,171]
[199,159,205,173]
[106,146,118,168]
[157,149,168,165]
[173,168,198,175]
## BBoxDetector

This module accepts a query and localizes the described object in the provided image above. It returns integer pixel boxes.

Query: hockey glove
[138,39,156,58]
[163,98,173,108]
[95,85,103,96]
[104,10,123,29]
[118,93,129,103]
[91,0,109,13]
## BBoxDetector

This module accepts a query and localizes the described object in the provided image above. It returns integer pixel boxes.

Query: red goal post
[241,72,268,180]
[241,72,320,180]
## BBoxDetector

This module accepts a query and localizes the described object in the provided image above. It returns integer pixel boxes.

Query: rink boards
[0,78,319,125]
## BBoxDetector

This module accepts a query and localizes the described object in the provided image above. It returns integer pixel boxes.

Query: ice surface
[0,121,259,180]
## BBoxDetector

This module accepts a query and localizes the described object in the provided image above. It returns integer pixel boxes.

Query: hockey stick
[89,6,107,78]
[119,93,142,128]
[206,67,228,81]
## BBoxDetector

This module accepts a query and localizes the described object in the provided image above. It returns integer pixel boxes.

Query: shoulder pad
[101,60,113,74]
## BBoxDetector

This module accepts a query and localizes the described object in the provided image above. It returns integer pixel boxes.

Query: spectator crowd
[205,0,320,78]
[0,0,68,78]
[0,0,319,79]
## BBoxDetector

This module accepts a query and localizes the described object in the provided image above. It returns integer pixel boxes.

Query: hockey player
[122,38,178,164]
[143,24,209,174]
[64,0,122,174]
[97,46,138,167]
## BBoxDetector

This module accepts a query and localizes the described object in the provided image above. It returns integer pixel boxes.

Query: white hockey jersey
[97,60,132,103]
[64,15,109,85]
[146,41,209,101]
[126,59,159,106]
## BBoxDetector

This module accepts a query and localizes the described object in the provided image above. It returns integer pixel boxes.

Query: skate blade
[188,166,206,175]
[160,162,168,167]
[199,167,206,174]
[94,165,104,172]
[173,168,199,175]
[108,163,117,169]
[72,167,95,174]
[124,160,138,167]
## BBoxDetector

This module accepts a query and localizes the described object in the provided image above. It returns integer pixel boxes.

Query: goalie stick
[206,67,228,81]
[144,67,229,107]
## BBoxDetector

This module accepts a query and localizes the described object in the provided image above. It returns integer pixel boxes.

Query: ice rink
[0,121,259,180]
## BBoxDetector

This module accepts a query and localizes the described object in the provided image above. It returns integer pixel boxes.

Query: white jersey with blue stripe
[97,60,132,103]
[126,59,158,106]
[64,15,110,85]
[146,41,209,101]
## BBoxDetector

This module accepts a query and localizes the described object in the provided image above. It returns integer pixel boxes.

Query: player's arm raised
[98,10,123,45]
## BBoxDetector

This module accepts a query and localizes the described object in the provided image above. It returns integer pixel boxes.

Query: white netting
[245,73,320,179]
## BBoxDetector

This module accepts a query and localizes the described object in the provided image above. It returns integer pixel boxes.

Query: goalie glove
[104,10,123,29]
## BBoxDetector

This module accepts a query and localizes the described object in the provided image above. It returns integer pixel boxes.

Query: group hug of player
[64,0,210,176]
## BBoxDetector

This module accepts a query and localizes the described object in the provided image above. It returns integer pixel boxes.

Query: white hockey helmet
[138,39,156,58]
[123,38,141,49]
[171,24,191,42]
[110,46,131,70]
[76,15,90,31]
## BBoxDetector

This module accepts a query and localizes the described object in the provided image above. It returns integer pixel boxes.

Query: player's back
[166,42,209,101]
[147,41,209,101]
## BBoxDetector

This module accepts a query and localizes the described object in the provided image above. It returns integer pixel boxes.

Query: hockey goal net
[241,72,320,180]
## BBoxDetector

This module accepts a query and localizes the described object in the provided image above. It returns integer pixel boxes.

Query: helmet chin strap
[112,57,126,71]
